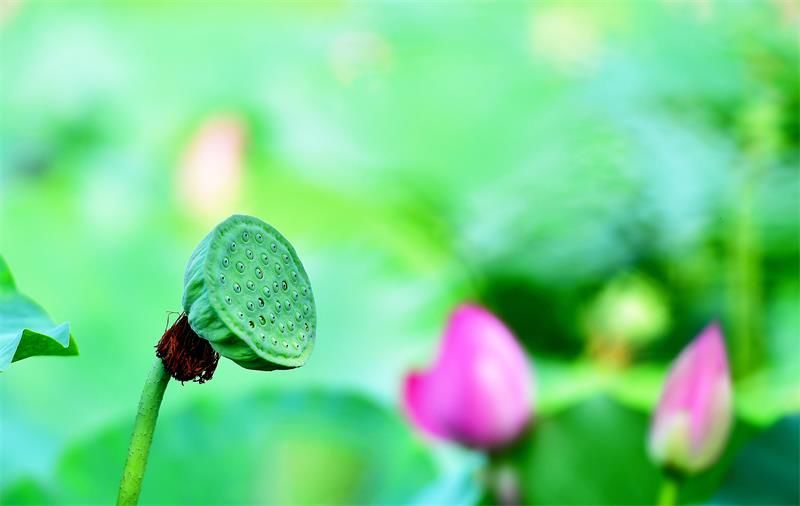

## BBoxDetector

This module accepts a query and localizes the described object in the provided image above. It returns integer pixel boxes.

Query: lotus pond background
[1,0,799,504]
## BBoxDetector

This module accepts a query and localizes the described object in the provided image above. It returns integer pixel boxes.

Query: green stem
[117,357,171,506]
[656,475,679,506]
[729,160,764,378]
[487,451,520,506]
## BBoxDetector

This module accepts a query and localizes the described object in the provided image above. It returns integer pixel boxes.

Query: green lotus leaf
[0,255,78,371]
[57,390,435,505]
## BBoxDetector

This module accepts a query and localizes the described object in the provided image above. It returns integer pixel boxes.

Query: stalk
[487,451,521,506]
[656,475,679,506]
[729,160,765,378]
[117,358,171,506]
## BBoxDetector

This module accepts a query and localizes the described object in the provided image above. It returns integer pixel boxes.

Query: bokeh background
[1,0,798,504]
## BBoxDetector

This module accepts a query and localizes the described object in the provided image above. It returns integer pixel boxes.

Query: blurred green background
[0,0,798,504]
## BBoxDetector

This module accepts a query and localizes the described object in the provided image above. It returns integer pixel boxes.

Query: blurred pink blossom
[648,323,733,473]
[178,115,245,218]
[403,303,534,449]
[0,0,22,26]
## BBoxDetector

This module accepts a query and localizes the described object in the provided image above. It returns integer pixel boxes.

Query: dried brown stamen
[156,313,219,384]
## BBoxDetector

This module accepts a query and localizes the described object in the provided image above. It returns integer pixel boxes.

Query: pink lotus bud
[648,323,733,474]
[178,115,245,218]
[402,303,534,449]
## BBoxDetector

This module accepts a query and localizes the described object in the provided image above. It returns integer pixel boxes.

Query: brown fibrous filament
[156,313,219,384]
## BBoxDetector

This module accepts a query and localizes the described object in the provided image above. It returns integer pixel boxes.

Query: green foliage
[0,255,77,371]
[504,395,759,505]
[0,477,54,506]
[409,455,484,506]
[713,415,800,505]
[55,390,434,505]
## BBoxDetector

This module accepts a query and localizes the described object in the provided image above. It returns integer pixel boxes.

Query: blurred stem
[656,475,679,506]
[729,161,765,378]
[117,358,171,506]
[486,453,521,506]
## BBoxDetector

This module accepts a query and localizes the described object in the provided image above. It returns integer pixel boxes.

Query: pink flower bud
[178,115,245,218]
[402,304,534,449]
[648,323,733,474]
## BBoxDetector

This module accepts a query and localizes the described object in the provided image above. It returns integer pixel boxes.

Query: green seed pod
[118,214,317,506]
[181,214,316,371]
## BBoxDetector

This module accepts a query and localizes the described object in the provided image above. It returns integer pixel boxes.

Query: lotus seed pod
[181,214,316,371]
